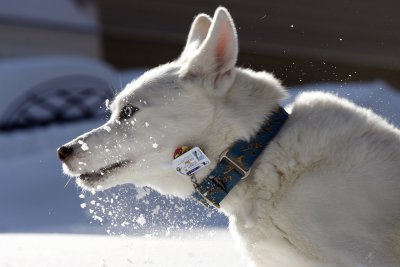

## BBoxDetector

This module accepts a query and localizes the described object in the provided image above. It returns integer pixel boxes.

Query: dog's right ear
[178,14,212,63]
[179,7,238,97]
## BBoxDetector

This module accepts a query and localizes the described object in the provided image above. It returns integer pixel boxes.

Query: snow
[0,231,246,267]
[78,140,89,151]
[136,214,146,226]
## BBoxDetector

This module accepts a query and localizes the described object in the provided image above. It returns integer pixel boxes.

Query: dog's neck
[198,68,286,158]
[193,106,288,208]
[191,68,287,210]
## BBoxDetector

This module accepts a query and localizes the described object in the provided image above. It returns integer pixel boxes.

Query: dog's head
[58,7,285,197]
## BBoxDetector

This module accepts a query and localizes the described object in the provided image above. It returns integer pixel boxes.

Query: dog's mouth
[78,160,131,182]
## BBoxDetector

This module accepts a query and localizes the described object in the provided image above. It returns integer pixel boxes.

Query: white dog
[58,7,400,267]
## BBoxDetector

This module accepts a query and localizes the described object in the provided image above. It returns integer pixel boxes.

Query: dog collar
[192,106,289,208]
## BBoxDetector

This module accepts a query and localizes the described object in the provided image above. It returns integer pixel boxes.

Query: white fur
[59,7,400,267]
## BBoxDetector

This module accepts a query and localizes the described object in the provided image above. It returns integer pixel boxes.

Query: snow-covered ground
[0,73,399,266]
[0,231,247,267]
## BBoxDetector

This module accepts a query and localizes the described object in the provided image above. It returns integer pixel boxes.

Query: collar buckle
[194,185,221,209]
[219,149,251,179]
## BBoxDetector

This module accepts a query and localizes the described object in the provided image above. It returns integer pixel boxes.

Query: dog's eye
[120,104,139,119]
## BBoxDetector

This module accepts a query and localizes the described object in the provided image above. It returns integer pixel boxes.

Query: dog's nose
[57,145,74,160]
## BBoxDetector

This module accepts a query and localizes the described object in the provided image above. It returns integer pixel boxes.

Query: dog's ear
[179,14,212,62]
[180,7,238,96]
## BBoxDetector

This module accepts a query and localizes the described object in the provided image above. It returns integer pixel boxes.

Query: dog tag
[172,147,210,176]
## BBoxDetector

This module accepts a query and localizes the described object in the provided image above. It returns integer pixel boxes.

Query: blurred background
[98,0,400,87]
[0,0,399,235]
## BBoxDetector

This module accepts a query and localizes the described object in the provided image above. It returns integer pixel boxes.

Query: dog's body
[58,8,400,267]
[224,91,400,267]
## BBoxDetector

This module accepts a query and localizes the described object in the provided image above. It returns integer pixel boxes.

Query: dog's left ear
[180,7,238,96]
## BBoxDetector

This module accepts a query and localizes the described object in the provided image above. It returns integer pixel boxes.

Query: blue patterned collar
[192,106,289,208]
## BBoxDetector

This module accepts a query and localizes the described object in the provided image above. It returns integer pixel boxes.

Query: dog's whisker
[64,177,74,188]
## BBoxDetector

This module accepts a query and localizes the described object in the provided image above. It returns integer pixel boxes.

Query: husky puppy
[58,7,400,267]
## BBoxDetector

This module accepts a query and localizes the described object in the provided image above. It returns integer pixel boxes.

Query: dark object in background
[97,0,400,88]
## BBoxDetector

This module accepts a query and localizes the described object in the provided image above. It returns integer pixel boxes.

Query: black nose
[57,145,74,160]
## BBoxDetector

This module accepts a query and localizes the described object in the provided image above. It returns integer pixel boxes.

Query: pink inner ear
[215,22,230,68]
